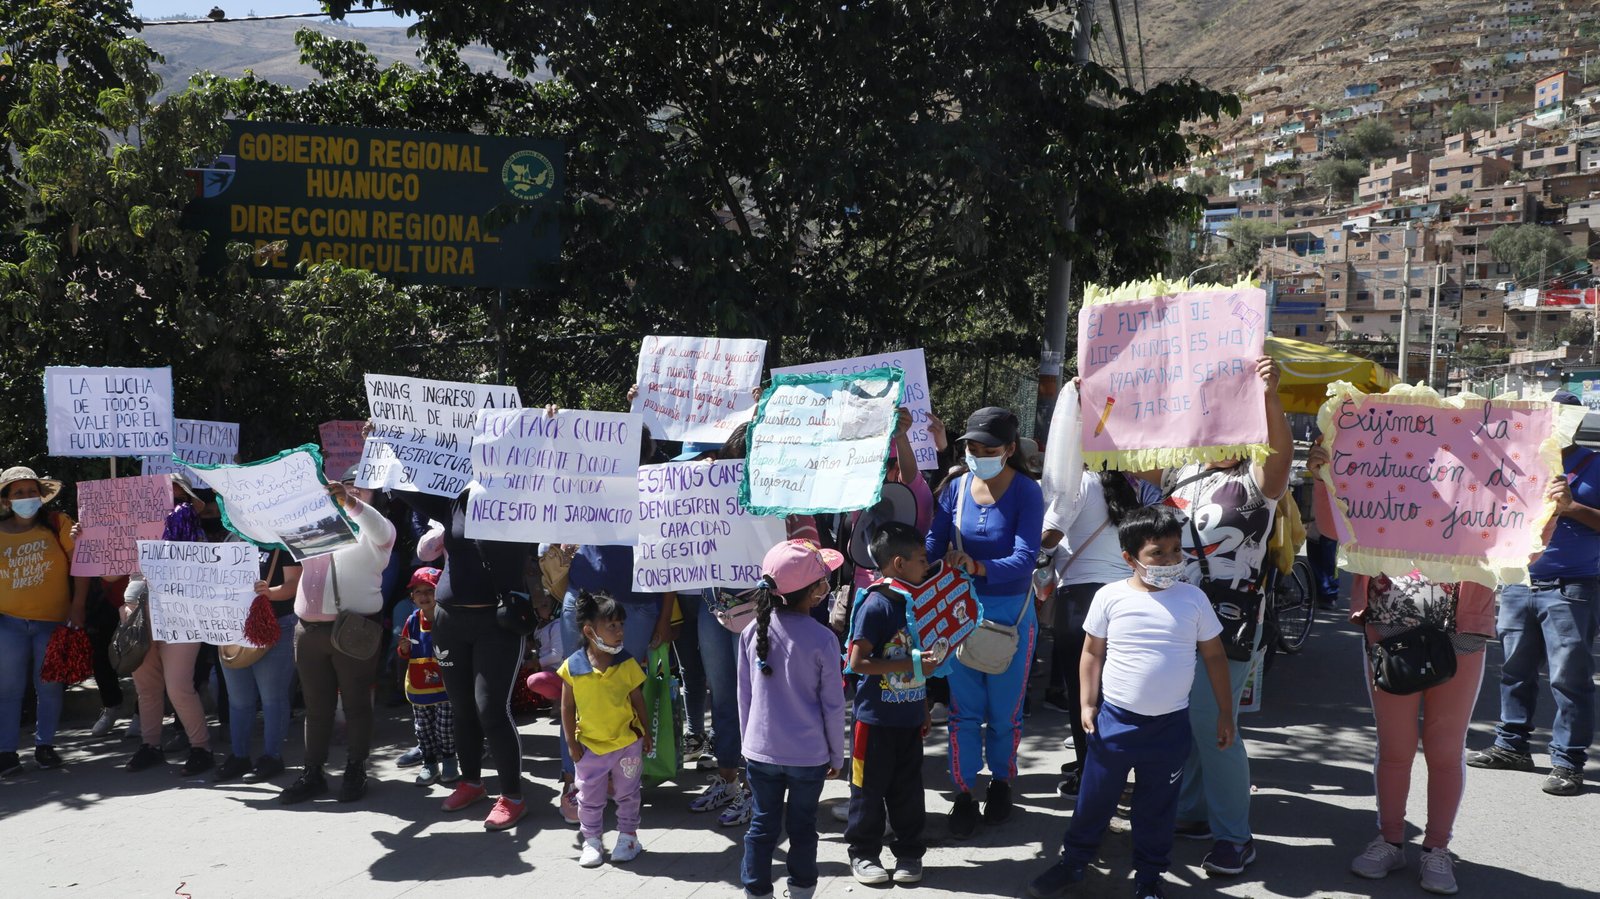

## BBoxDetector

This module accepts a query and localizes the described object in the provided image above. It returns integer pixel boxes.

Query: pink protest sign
[1316,384,1584,587]
[318,420,366,480]
[1076,279,1268,470]
[71,474,171,577]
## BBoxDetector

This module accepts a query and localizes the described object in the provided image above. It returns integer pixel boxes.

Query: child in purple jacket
[736,540,848,899]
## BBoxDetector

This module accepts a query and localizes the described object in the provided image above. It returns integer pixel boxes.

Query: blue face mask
[965,452,1006,480]
[8,497,42,519]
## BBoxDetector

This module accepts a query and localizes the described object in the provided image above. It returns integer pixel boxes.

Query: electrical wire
[1107,0,1136,90]
[141,7,397,26]
[1131,0,1148,91]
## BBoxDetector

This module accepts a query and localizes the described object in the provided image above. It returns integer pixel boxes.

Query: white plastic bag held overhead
[1039,381,1084,533]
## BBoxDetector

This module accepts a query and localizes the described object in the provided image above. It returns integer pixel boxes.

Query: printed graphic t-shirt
[1163,463,1278,589]
[849,589,926,728]
[0,518,76,622]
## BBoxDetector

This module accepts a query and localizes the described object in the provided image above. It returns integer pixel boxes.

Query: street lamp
[1188,260,1227,283]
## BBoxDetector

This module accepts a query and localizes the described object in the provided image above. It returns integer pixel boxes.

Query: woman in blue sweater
[925,407,1044,839]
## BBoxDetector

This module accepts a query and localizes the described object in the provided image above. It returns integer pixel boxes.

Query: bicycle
[1260,558,1315,673]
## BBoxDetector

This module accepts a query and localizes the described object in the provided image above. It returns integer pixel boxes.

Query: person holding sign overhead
[1152,356,1291,877]
[1469,390,1600,798]
[279,475,396,806]
[925,407,1044,839]
[0,467,85,778]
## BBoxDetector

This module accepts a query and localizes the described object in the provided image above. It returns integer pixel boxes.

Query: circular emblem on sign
[501,149,555,201]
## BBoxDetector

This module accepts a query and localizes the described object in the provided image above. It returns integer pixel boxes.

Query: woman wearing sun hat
[0,466,86,778]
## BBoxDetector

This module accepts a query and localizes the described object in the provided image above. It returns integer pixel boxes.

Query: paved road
[2,608,1596,898]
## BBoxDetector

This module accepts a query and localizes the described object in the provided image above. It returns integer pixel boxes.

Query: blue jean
[1178,653,1256,844]
[742,760,829,895]
[1494,579,1599,770]
[1063,703,1191,881]
[676,595,708,737]
[681,589,743,769]
[220,613,298,760]
[947,592,1036,793]
[558,589,662,775]
[0,614,63,753]
[1308,536,1339,599]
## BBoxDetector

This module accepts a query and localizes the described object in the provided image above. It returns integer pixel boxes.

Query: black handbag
[1368,624,1457,695]
[110,576,153,676]
[496,589,539,636]
[1190,517,1263,662]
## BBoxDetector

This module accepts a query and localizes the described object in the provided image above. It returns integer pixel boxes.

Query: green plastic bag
[641,643,683,786]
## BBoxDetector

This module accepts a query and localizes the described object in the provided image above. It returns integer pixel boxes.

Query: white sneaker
[1419,847,1458,895]
[929,702,949,726]
[611,833,642,863]
[578,837,605,868]
[1350,837,1406,879]
[90,708,119,737]
[689,774,734,813]
[718,783,754,827]
[786,884,816,899]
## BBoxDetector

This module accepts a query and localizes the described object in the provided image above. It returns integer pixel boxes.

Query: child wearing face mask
[560,590,653,869]
[1027,504,1236,899]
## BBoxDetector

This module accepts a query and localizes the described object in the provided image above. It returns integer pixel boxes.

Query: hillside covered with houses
[1172,0,1600,393]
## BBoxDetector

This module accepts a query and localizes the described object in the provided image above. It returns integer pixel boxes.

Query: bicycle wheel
[1276,560,1315,653]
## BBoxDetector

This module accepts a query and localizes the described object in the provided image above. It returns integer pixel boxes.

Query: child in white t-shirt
[1027,504,1235,899]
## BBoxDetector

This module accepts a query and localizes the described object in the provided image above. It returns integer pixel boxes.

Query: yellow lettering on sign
[367,139,489,173]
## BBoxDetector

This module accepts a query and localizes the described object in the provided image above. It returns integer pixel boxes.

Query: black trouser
[432,604,525,797]
[1049,583,1098,770]
[844,721,926,861]
[86,598,123,710]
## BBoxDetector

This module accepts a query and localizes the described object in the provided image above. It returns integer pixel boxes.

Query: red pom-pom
[41,627,93,684]
[241,595,281,647]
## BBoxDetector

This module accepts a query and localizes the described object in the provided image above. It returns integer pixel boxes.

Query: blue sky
[132,1,415,26]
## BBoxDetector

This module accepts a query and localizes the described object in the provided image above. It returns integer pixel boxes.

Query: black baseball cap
[1552,390,1582,406]
[960,407,1019,448]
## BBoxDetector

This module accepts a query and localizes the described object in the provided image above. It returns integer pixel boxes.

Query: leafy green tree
[326,0,1240,361]
[1336,119,1396,160]
[1184,173,1229,196]
[1448,102,1493,133]
[1310,158,1367,198]
[1217,219,1285,281]
[1485,224,1586,287]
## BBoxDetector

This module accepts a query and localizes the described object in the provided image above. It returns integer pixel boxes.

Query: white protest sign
[634,460,787,592]
[188,445,358,561]
[71,475,171,577]
[466,409,642,544]
[141,419,240,488]
[742,368,904,516]
[630,335,767,443]
[318,420,366,480]
[358,374,522,497]
[45,366,174,457]
[138,541,259,644]
[773,349,935,469]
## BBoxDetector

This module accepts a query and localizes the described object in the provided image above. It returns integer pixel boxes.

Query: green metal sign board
[185,121,563,288]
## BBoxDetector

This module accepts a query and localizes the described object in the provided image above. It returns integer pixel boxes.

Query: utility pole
[1428,262,1445,389]
[1036,0,1094,438]
[1397,222,1415,382]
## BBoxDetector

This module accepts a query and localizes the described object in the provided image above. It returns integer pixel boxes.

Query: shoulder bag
[110,576,153,676]
[328,556,382,661]
[953,475,1023,676]
[1362,575,1458,695]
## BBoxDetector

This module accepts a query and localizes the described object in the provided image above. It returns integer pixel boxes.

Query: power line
[1131,0,1148,91]
[1107,0,1136,90]
[141,7,397,27]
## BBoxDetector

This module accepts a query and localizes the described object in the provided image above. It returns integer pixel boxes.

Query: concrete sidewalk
[1,610,1596,898]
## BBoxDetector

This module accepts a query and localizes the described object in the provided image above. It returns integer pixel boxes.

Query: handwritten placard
[187,445,358,561]
[1077,280,1268,470]
[142,419,240,488]
[45,366,174,457]
[774,349,935,469]
[741,367,903,516]
[357,374,521,497]
[71,475,172,577]
[1316,383,1585,586]
[138,541,259,644]
[465,409,642,544]
[630,335,767,443]
[633,460,787,591]
[318,420,367,480]
[906,562,979,673]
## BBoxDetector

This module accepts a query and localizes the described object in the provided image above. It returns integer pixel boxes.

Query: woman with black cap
[926,407,1044,838]
[0,467,85,777]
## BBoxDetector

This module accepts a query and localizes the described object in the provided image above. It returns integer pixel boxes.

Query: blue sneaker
[1027,862,1086,899]
[396,746,425,768]
[1202,839,1257,876]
